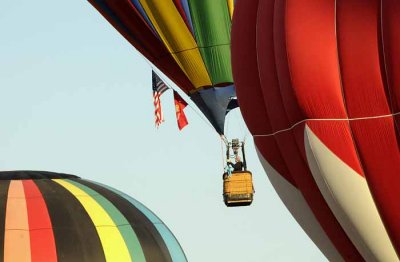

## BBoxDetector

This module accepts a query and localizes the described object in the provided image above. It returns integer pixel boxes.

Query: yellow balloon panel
[227,0,234,18]
[54,179,132,262]
[139,0,212,88]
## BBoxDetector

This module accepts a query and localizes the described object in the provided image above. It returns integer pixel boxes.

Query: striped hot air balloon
[231,0,400,261]
[0,171,186,262]
[88,0,237,134]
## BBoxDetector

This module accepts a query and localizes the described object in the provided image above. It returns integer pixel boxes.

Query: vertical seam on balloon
[171,0,195,37]
[334,0,368,182]
[180,0,196,36]
[128,0,161,40]
[378,0,400,139]
[65,179,146,262]
[86,180,188,262]
[333,3,396,257]
[281,0,305,124]
[343,2,400,255]
[4,180,31,262]
[88,0,197,93]
[280,0,316,166]
[278,1,364,260]
[139,0,212,88]
[52,179,132,262]
[266,0,300,186]
[268,0,295,127]
[185,0,215,86]
[334,0,350,116]
[267,0,298,133]
[278,0,316,183]
[255,0,299,188]
[24,180,57,262]
[304,124,354,239]
[63,179,138,262]
[0,181,10,262]
[226,0,232,19]
[303,125,375,260]
[378,0,395,112]
[269,0,303,188]
[75,178,172,262]
[338,14,400,256]
[36,179,107,262]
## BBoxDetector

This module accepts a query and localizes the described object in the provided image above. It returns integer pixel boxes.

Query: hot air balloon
[0,170,186,262]
[88,0,236,135]
[88,0,254,207]
[231,0,400,260]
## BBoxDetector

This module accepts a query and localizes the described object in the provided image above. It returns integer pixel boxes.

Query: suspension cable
[133,52,233,160]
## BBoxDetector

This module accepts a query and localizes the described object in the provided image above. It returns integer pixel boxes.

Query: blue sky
[0,1,325,261]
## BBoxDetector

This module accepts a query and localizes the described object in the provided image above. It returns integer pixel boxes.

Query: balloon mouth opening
[0,171,80,180]
[213,82,233,88]
[189,83,234,93]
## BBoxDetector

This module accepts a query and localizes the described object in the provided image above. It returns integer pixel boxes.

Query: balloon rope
[220,138,226,171]
[225,109,231,138]
[163,79,218,135]
[152,63,229,173]
[253,112,400,137]
[234,108,247,141]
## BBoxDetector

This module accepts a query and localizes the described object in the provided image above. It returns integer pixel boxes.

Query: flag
[174,91,189,130]
[152,71,169,127]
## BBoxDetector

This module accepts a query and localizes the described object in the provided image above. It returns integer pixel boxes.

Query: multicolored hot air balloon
[88,0,237,134]
[231,0,400,261]
[0,170,186,262]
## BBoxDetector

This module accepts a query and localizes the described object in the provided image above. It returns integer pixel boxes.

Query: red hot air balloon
[88,0,237,135]
[231,0,400,261]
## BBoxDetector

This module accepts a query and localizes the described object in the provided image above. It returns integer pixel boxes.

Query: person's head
[235,155,241,162]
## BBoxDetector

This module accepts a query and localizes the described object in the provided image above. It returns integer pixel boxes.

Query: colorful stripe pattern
[89,0,233,91]
[0,171,186,262]
[232,0,400,261]
[88,0,237,134]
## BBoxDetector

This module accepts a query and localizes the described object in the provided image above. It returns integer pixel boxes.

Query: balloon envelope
[232,0,400,261]
[88,0,238,134]
[0,170,186,262]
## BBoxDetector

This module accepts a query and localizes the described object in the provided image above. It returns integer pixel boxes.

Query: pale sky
[0,1,325,261]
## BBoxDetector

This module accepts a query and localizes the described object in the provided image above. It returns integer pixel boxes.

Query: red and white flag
[174,91,189,130]
[152,71,169,127]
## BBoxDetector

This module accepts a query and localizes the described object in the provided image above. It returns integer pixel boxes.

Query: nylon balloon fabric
[0,171,187,262]
[232,0,400,261]
[88,0,238,134]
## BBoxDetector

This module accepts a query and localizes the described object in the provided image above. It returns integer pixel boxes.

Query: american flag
[152,71,169,127]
